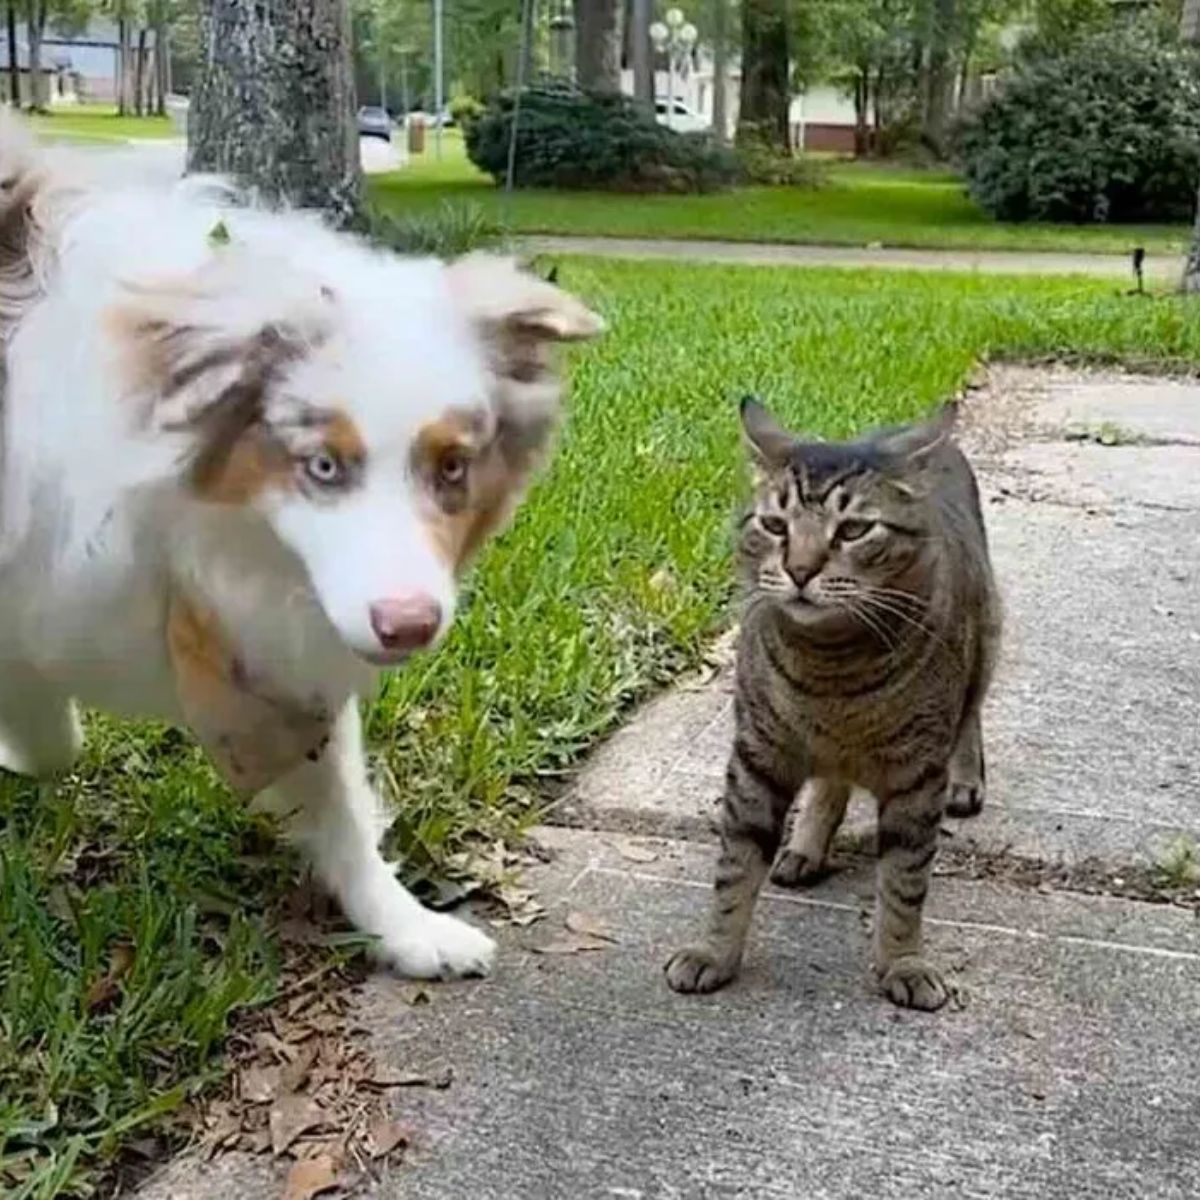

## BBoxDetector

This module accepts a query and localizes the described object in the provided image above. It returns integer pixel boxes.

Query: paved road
[519,235,1181,281]
[136,370,1200,1198]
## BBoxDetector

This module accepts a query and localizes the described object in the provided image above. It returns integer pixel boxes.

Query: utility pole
[632,0,653,108]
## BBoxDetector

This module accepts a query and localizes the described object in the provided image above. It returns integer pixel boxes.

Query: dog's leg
[258,700,496,980]
[0,665,82,777]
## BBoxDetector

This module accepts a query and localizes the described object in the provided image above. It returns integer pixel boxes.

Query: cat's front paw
[770,847,826,889]
[378,911,496,981]
[664,945,739,994]
[879,955,950,1011]
[945,780,984,819]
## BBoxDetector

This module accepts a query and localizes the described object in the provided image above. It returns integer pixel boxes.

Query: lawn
[371,131,1189,255]
[4,259,1200,1196]
[28,106,174,143]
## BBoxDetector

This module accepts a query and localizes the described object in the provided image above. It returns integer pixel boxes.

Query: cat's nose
[786,564,820,591]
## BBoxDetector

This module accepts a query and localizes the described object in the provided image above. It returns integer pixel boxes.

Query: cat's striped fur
[665,397,1000,1010]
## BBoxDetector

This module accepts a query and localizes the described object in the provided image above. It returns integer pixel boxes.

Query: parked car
[655,98,709,134]
[357,106,392,141]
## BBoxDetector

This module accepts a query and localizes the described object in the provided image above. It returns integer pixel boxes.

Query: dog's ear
[104,255,332,438]
[444,252,604,381]
[444,253,604,472]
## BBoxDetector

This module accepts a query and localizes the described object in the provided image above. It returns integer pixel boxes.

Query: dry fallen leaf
[281,1153,339,1200]
[564,911,617,943]
[269,1095,326,1156]
[532,933,613,956]
[612,840,659,864]
[84,942,135,1013]
[240,1065,283,1104]
[368,1117,413,1160]
[279,1044,318,1095]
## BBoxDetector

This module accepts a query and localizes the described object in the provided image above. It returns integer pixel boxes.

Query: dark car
[357,106,392,141]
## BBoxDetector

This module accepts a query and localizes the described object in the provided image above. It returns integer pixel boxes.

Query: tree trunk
[574,0,621,92]
[116,17,133,116]
[736,0,789,150]
[6,3,19,106]
[1182,0,1200,44]
[155,17,170,114]
[631,0,652,108]
[1184,197,1200,292]
[853,69,868,157]
[26,0,47,111]
[134,27,147,115]
[711,0,728,143]
[921,0,954,155]
[188,0,361,225]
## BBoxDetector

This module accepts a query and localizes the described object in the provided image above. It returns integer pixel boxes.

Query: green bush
[367,202,506,259]
[736,140,826,187]
[465,84,739,192]
[955,24,1200,223]
[449,93,486,130]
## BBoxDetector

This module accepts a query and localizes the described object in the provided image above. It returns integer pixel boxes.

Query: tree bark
[26,0,47,111]
[155,17,170,114]
[116,17,133,116]
[1180,0,1200,288]
[631,0,652,108]
[574,0,621,92]
[711,0,728,143]
[921,0,954,155]
[1182,0,1200,44]
[134,26,147,115]
[6,2,19,106]
[188,0,362,226]
[736,0,790,150]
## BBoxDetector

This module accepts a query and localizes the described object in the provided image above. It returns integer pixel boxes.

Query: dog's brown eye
[304,450,345,488]
[836,519,874,542]
[760,514,788,537]
[438,450,469,487]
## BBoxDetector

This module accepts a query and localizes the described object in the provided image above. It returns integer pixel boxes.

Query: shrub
[736,140,826,188]
[955,23,1200,223]
[367,202,506,259]
[465,84,739,192]
[449,93,486,130]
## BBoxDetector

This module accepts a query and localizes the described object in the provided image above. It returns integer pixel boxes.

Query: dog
[0,116,603,979]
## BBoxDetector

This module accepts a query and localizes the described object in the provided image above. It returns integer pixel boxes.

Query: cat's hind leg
[770,777,851,888]
[945,709,985,819]
[0,664,82,778]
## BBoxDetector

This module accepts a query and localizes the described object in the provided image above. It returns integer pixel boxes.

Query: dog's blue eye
[305,451,345,487]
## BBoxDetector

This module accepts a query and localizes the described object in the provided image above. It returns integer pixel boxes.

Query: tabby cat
[665,397,1000,1011]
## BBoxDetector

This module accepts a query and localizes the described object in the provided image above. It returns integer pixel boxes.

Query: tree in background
[188,0,361,223]
[1182,0,1200,290]
[737,0,789,148]
[575,0,621,90]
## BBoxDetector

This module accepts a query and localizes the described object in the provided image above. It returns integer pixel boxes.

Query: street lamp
[649,7,697,130]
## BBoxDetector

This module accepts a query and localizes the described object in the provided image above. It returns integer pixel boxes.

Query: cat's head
[736,396,955,631]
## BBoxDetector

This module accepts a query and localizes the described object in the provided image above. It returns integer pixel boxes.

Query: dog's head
[107,240,603,666]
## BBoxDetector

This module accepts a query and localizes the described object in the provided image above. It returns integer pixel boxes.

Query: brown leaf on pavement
[281,1154,339,1200]
[269,1095,326,1157]
[564,911,617,943]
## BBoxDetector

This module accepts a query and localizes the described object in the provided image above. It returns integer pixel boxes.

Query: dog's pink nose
[369,594,442,654]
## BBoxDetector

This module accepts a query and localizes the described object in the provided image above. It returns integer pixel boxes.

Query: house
[620,51,859,152]
[0,19,159,106]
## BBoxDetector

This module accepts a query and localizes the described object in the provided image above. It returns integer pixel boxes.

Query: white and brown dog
[0,117,603,979]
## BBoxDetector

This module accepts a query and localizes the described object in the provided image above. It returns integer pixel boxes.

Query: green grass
[5,260,1200,1195]
[28,106,174,144]
[372,131,1188,255]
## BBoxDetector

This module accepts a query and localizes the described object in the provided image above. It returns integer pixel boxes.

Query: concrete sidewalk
[520,235,1181,281]
[138,367,1200,1199]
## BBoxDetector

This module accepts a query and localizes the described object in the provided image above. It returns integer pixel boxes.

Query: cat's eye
[303,450,346,488]
[760,514,788,537]
[835,519,875,543]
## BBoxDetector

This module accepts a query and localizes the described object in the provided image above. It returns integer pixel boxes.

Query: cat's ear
[740,396,794,471]
[881,402,957,464]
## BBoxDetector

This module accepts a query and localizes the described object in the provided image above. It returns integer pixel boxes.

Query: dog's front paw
[380,911,497,980]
